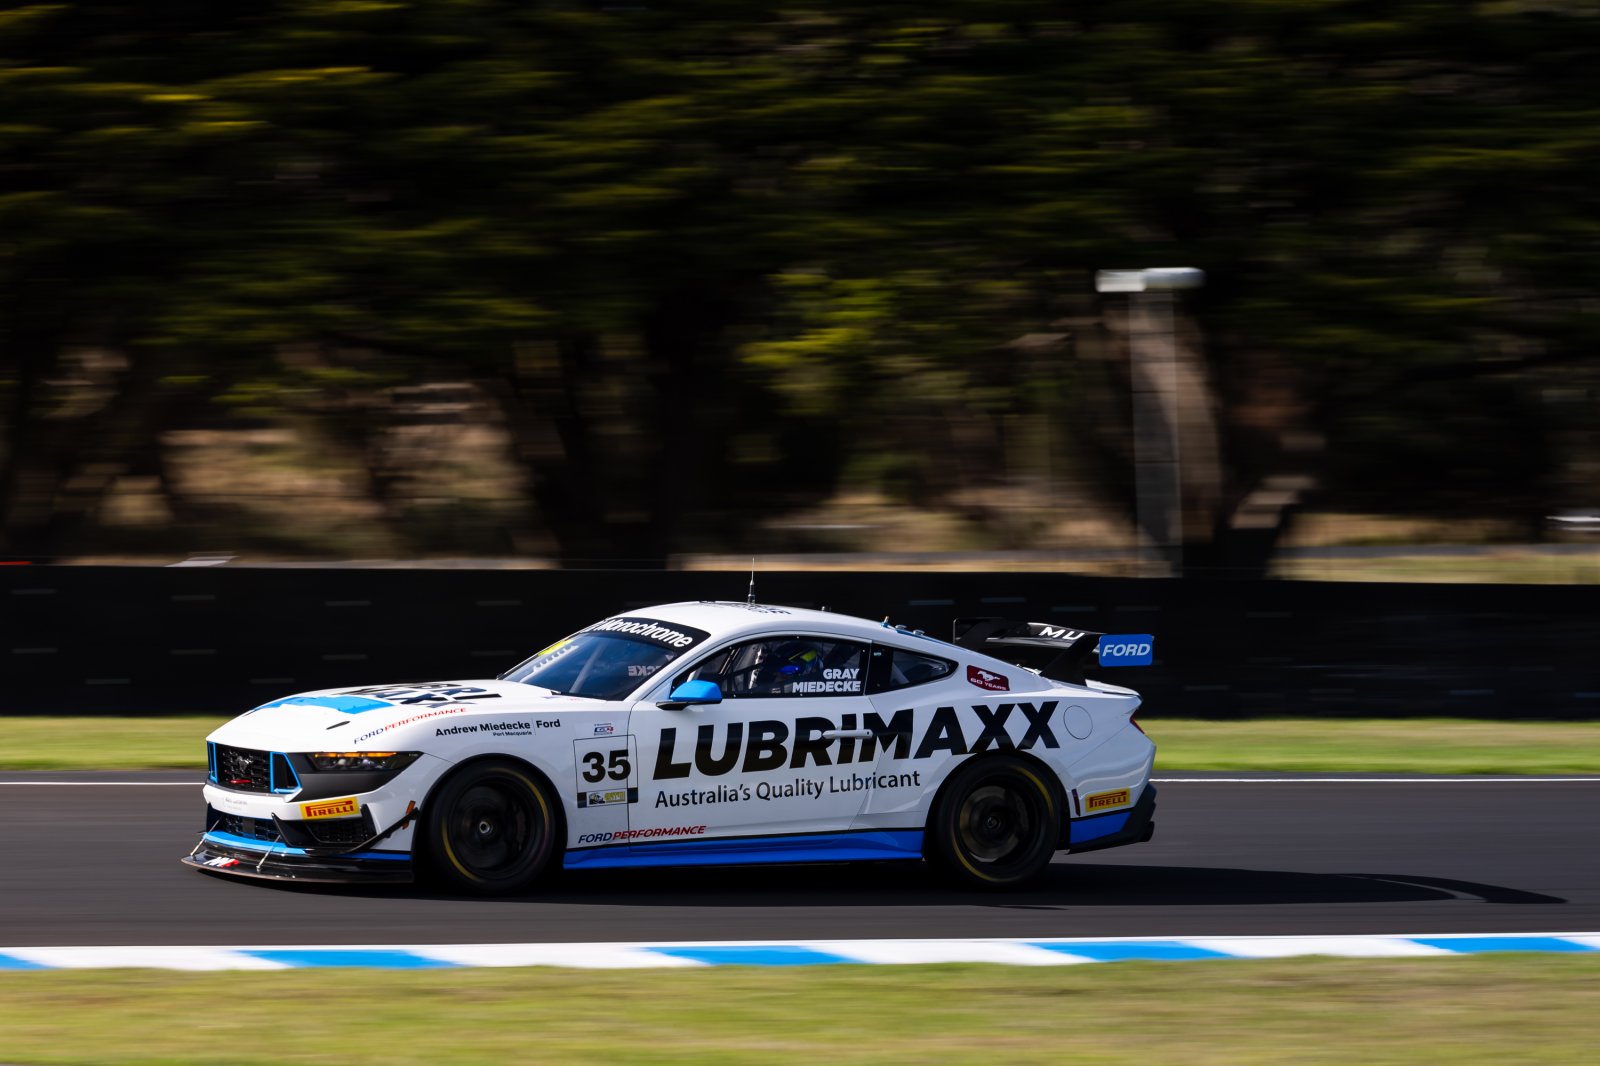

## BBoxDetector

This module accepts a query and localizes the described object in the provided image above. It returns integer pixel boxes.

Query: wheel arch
[417,752,568,863]
[920,748,1067,859]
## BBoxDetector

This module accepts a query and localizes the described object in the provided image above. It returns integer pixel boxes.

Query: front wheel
[423,760,558,895]
[929,755,1061,889]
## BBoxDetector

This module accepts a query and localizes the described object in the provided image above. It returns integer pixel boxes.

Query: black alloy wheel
[929,755,1061,889]
[424,759,558,895]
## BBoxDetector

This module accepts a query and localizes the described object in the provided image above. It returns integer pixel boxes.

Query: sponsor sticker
[203,856,240,868]
[579,787,637,808]
[299,795,361,820]
[353,704,469,743]
[1031,624,1088,643]
[582,616,709,650]
[967,665,1010,692]
[651,702,1062,780]
[1084,788,1130,812]
[593,722,617,736]
[533,637,571,658]
[336,682,502,706]
[1097,635,1154,667]
[576,825,707,846]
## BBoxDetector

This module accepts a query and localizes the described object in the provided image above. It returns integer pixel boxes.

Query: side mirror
[659,680,722,710]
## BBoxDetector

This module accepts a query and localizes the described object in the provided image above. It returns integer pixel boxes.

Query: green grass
[1,957,1597,1064]
[1147,717,1600,774]
[0,716,227,770]
[4,716,1600,774]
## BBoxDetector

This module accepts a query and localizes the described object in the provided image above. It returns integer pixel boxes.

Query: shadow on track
[196,860,1564,909]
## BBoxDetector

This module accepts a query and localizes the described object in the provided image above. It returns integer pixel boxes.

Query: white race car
[185,601,1156,892]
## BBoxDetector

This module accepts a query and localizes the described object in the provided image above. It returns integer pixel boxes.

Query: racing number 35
[581,748,630,783]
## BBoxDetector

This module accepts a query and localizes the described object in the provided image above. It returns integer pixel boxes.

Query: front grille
[305,815,373,846]
[207,803,375,851]
[213,744,271,792]
[210,744,300,793]
[222,813,283,843]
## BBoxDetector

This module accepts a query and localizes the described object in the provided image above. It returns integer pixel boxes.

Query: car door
[628,634,876,846]
[853,642,963,831]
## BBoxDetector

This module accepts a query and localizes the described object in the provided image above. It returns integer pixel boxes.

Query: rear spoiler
[952,618,1153,685]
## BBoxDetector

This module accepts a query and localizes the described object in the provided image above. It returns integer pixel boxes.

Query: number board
[572,735,639,808]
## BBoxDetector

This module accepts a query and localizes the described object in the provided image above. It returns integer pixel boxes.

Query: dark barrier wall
[2,566,1597,718]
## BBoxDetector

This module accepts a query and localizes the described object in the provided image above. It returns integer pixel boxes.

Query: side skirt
[562,828,924,871]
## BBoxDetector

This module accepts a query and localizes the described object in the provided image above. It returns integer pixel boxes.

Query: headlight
[306,751,422,772]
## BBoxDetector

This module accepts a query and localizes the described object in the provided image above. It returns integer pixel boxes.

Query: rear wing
[951,618,1153,685]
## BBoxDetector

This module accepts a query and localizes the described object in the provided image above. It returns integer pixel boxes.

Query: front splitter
[183,836,414,885]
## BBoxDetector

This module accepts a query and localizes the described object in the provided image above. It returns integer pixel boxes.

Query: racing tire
[928,755,1061,889]
[422,759,559,896]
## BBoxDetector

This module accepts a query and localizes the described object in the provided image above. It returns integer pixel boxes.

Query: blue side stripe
[1031,941,1232,962]
[653,945,853,967]
[0,953,47,970]
[202,830,409,861]
[562,829,923,870]
[241,949,458,969]
[1411,936,1595,954]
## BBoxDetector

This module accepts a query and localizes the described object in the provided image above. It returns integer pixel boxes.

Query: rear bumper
[183,831,414,884]
[1065,784,1157,854]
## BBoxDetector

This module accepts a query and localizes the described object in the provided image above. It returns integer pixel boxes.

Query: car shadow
[212,859,1565,908]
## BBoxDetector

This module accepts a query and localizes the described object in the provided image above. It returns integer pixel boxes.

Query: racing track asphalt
[1,772,1596,947]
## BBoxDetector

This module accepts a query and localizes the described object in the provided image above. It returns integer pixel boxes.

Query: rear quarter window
[865,644,956,694]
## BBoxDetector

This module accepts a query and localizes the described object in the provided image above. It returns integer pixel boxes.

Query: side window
[865,644,956,694]
[675,637,868,698]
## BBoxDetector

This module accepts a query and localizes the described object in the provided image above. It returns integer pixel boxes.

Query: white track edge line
[7,933,1599,952]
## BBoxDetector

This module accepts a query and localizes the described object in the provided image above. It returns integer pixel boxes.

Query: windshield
[500,616,711,701]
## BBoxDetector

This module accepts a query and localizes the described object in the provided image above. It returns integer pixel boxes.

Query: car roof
[628,601,953,652]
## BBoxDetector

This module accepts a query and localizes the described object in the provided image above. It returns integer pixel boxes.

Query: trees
[3,2,1597,566]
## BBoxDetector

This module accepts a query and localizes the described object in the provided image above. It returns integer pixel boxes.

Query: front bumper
[186,787,423,884]
[183,832,414,884]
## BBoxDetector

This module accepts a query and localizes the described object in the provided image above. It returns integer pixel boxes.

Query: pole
[1095,268,1204,577]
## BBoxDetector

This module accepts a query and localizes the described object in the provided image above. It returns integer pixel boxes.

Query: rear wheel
[423,760,558,895]
[929,755,1061,889]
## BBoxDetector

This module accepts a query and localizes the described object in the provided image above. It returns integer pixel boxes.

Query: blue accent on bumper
[1411,936,1597,954]
[1069,810,1131,845]
[563,829,924,871]
[1031,941,1231,962]
[653,945,852,966]
[255,695,394,714]
[269,752,300,794]
[201,830,408,861]
[241,949,458,969]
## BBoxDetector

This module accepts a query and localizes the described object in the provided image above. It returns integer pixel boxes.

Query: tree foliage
[2,1,1597,565]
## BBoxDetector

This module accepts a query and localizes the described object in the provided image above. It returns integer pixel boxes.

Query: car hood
[206,678,606,752]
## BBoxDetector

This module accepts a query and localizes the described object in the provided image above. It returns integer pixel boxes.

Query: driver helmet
[758,640,825,689]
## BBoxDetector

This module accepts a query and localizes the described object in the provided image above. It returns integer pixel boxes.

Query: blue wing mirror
[660,679,722,710]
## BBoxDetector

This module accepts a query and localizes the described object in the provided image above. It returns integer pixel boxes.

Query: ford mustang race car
[184,601,1156,892]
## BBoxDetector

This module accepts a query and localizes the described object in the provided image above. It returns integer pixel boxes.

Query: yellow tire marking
[950,764,1054,883]
[439,768,552,883]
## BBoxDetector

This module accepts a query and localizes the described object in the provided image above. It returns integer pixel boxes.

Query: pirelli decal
[299,795,361,820]
[1083,788,1130,812]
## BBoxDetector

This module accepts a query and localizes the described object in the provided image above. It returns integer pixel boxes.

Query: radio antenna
[747,557,757,604]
